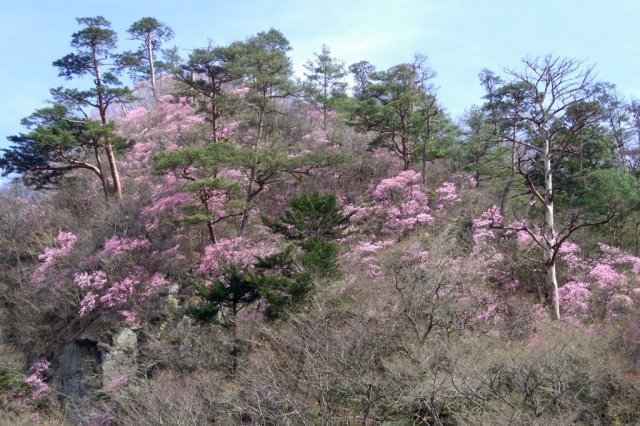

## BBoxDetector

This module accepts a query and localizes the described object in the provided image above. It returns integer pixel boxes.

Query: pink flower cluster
[558,281,592,321]
[370,170,433,232]
[140,174,192,231]
[589,264,628,289]
[102,236,151,257]
[353,239,395,281]
[472,206,503,244]
[31,231,78,285]
[25,359,50,399]
[117,96,202,170]
[355,239,395,253]
[199,237,276,276]
[75,268,168,321]
[435,181,460,211]
[598,243,640,274]
[555,241,639,323]
[118,310,140,327]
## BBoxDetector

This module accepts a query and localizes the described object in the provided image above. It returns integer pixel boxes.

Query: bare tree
[490,56,606,319]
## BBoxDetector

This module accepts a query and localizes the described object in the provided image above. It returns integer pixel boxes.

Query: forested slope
[0,16,639,425]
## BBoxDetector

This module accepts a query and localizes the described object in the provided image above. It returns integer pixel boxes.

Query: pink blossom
[558,281,591,320]
[504,219,535,246]
[503,278,519,293]
[558,241,588,272]
[102,236,151,257]
[76,267,168,319]
[79,292,98,316]
[342,204,373,222]
[477,302,503,325]
[218,120,240,139]
[31,231,78,285]
[141,192,191,217]
[435,181,460,208]
[355,239,395,253]
[598,243,640,274]
[116,96,203,170]
[199,237,276,276]
[101,276,140,308]
[371,170,421,199]
[74,271,108,291]
[609,294,633,309]
[142,273,168,298]
[219,168,247,183]
[368,171,433,232]
[25,359,50,399]
[589,264,627,289]
[119,310,140,328]
[472,206,503,244]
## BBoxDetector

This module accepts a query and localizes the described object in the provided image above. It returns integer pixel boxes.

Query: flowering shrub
[198,237,275,277]
[557,281,592,323]
[471,206,502,244]
[353,238,395,280]
[558,242,639,322]
[140,173,192,232]
[472,208,639,324]
[368,170,433,233]
[102,235,151,257]
[116,95,203,165]
[25,358,50,399]
[30,231,78,285]
[434,181,460,211]
[74,268,168,325]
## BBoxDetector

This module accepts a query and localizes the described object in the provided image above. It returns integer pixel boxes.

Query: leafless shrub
[114,370,225,425]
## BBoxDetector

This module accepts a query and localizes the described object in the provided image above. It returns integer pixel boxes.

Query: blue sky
[1,0,639,151]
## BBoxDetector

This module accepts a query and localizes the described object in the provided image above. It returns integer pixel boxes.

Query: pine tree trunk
[147,36,156,98]
[105,143,122,199]
[94,43,122,199]
[239,184,254,236]
[239,108,265,235]
[206,221,217,244]
[93,146,109,200]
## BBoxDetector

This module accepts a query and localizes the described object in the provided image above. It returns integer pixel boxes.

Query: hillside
[0,16,639,425]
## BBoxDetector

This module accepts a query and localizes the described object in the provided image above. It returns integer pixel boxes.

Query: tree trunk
[239,107,265,236]
[499,171,515,217]
[147,36,156,98]
[206,221,217,244]
[239,184,254,236]
[93,42,122,199]
[105,144,122,199]
[211,79,219,143]
[421,156,427,185]
[500,123,517,216]
[542,138,560,320]
[93,146,110,200]
[401,135,410,171]
[615,134,628,173]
